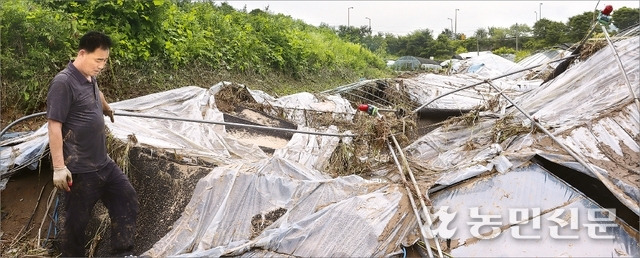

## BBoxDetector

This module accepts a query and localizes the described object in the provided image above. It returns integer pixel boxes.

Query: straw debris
[491,114,534,142]
[105,127,137,176]
[214,83,269,113]
[443,109,480,128]
[580,40,607,61]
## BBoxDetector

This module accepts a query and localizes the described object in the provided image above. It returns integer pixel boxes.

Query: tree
[361,32,386,53]
[509,23,531,37]
[566,11,597,42]
[488,26,509,39]
[487,26,510,49]
[474,28,488,39]
[441,28,454,39]
[432,32,454,59]
[532,18,568,46]
[612,7,640,31]
[335,25,371,45]
[384,33,406,56]
[472,28,488,53]
[402,29,435,57]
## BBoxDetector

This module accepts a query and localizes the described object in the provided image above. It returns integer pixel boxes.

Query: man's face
[78,47,109,77]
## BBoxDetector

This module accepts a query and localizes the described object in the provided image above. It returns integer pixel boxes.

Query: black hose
[0,112,47,141]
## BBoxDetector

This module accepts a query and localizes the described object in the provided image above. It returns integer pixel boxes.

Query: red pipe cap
[602,5,613,15]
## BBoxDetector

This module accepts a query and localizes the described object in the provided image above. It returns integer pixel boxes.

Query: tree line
[334,7,639,61]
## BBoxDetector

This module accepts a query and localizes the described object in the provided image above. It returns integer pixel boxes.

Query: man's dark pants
[62,160,139,257]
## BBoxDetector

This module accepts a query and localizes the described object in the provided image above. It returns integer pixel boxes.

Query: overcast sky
[224,1,639,36]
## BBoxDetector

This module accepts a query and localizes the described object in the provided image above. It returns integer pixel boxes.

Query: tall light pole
[534,11,537,22]
[539,3,542,20]
[447,18,453,36]
[455,8,460,36]
[365,17,371,33]
[515,23,519,51]
[348,7,353,27]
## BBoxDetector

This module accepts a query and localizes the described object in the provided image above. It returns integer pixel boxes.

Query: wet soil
[0,163,55,255]
[0,147,214,257]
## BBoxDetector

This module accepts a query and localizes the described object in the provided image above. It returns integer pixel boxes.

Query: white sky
[224,1,639,36]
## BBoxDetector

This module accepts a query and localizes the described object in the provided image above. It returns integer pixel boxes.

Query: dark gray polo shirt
[46,61,109,174]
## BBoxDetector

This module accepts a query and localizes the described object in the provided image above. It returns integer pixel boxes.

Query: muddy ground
[0,147,213,256]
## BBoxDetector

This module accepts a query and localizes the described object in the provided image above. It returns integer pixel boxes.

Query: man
[47,31,139,257]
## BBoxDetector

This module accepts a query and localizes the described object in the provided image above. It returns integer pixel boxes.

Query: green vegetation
[1,0,638,118]
[0,0,388,115]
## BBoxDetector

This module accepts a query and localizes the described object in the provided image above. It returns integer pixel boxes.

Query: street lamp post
[539,3,542,20]
[447,18,453,37]
[515,23,519,51]
[348,7,353,27]
[365,17,371,33]
[455,8,460,36]
[534,11,537,22]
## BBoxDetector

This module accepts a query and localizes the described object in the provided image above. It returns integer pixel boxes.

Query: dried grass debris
[580,40,607,61]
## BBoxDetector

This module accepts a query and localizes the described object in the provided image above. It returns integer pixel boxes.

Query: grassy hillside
[0,0,390,121]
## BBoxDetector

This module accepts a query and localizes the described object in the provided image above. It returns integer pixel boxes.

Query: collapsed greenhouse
[1,28,639,257]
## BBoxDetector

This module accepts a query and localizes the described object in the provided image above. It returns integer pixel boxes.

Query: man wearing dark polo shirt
[46,31,139,257]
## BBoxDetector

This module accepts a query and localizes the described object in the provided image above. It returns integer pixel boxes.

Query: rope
[114,110,355,138]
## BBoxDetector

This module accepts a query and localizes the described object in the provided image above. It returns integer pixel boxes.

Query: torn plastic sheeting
[513,37,639,132]
[272,125,344,171]
[0,125,49,178]
[589,116,640,156]
[508,101,640,209]
[230,185,411,257]
[0,131,32,142]
[403,73,487,110]
[403,73,532,111]
[456,53,527,80]
[239,249,294,257]
[261,92,356,127]
[531,103,640,212]
[434,164,489,186]
[536,152,640,212]
[457,36,640,214]
[517,49,571,70]
[467,63,485,73]
[405,117,502,174]
[0,178,7,191]
[610,105,640,147]
[107,84,271,163]
[111,85,208,114]
[144,157,415,257]
[490,155,513,174]
[430,163,639,257]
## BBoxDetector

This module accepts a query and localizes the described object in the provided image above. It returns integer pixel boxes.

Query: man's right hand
[53,166,73,192]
